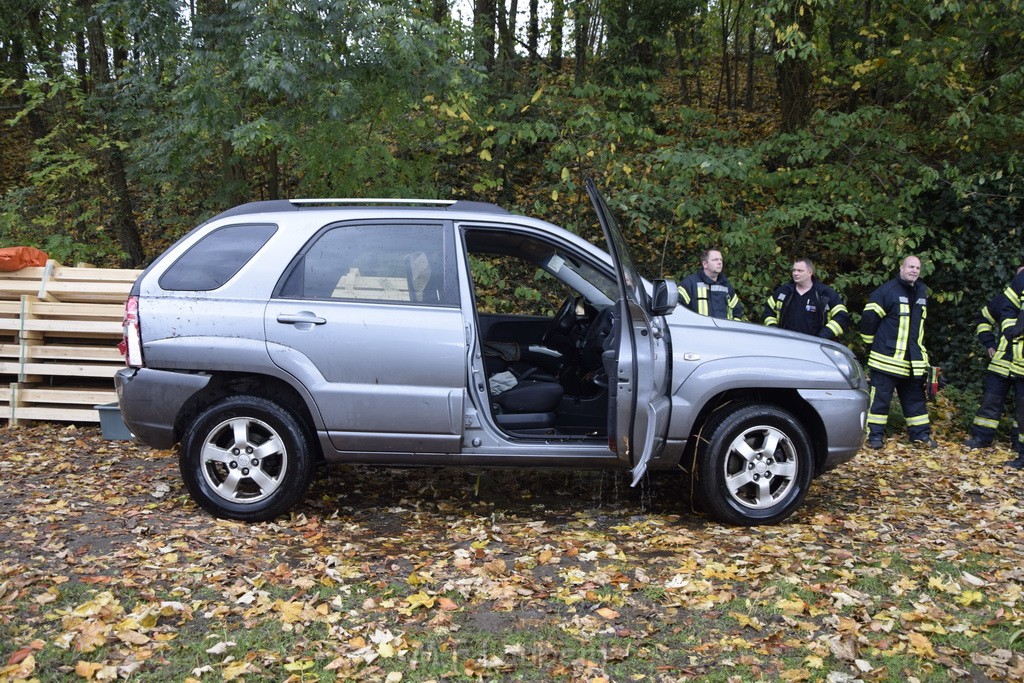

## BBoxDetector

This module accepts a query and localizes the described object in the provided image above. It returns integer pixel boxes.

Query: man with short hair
[963,265,1024,453]
[677,248,742,320]
[762,257,850,340]
[859,255,936,450]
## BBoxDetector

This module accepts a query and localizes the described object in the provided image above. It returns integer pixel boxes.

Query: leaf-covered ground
[1,425,1023,682]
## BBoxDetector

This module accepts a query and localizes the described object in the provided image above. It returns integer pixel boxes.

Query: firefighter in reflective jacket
[677,247,743,320]
[859,256,936,449]
[999,266,1024,468]
[963,269,1024,451]
[762,257,850,339]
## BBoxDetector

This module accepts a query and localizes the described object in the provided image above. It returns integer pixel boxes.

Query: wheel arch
[173,373,323,462]
[678,388,828,475]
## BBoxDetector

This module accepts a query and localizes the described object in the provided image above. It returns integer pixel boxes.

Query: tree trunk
[26,7,58,80]
[75,32,88,90]
[497,0,518,69]
[81,0,146,266]
[474,0,496,70]
[773,0,815,133]
[432,0,448,25]
[6,32,48,140]
[674,28,690,103]
[731,0,743,109]
[716,0,732,112]
[527,0,539,64]
[549,0,565,70]
[745,22,755,110]
[573,0,589,84]
[267,145,280,201]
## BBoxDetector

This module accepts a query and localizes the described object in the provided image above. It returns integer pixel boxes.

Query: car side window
[277,223,456,305]
[159,223,277,291]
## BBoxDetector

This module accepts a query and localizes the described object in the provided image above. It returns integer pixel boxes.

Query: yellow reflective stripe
[894,303,910,360]
[826,320,843,336]
[831,304,849,316]
[678,286,691,305]
[905,414,930,427]
[973,417,1000,429]
[995,328,1011,355]
[765,295,782,324]
[866,386,887,428]
[918,305,928,365]
[697,286,708,316]
[988,358,1012,376]
[860,333,875,345]
[868,351,911,375]
[864,302,886,318]
[1005,285,1021,308]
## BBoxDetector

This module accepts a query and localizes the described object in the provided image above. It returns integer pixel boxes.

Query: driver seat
[491,379,564,430]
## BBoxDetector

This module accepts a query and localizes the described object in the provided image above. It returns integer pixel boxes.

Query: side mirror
[651,279,678,316]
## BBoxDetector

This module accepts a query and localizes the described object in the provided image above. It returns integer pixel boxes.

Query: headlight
[821,345,864,389]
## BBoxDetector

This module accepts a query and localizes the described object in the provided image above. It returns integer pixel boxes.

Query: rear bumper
[115,368,211,449]
[799,387,869,473]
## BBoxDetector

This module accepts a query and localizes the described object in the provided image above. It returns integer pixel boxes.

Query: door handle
[276,312,327,325]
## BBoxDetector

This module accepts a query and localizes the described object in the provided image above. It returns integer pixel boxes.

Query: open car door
[586,179,674,484]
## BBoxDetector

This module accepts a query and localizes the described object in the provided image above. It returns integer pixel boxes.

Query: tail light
[118,295,143,367]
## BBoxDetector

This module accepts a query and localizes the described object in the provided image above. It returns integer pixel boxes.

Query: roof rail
[207,197,510,222]
[289,198,457,207]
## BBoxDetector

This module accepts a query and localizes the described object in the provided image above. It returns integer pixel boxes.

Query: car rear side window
[277,223,457,305]
[159,223,277,291]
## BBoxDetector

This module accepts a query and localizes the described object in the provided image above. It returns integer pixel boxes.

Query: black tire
[694,403,814,526]
[179,395,316,522]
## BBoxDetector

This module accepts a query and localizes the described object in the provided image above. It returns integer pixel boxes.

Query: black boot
[963,436,992,450]
[1006,454,1024,470]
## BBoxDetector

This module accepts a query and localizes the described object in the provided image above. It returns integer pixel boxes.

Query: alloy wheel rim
[722,425,798,510]
[199,416,288,504]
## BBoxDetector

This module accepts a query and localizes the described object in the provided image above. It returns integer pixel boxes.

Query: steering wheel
[580,305,616,372]
[543,295,579,343]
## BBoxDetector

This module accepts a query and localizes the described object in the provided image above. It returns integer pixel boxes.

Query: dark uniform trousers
[1016,378,1024,455]
[867,370,931,441]
[972,371,1018,445]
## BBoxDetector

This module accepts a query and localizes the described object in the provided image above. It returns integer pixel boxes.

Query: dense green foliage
[1,0,1022,403]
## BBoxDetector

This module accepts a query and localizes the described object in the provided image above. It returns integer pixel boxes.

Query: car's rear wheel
[179,396,316,522]
[695,403,813,525]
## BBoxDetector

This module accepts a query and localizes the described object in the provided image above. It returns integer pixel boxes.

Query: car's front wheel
[695,403,814,526]
[179,396,316,522]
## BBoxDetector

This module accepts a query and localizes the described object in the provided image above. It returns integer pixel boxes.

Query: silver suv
[115,181,868,525]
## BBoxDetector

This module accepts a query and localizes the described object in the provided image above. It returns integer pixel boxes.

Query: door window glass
[277,223,456,305]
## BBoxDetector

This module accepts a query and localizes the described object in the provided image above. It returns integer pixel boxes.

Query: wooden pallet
[0,260,140,425]
[0,383,117,423]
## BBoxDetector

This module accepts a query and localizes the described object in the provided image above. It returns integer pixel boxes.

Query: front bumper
[798,387,869,473]
[115,368,211,449]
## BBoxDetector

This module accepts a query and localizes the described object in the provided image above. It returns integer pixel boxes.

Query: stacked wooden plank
[0,261,140,424]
